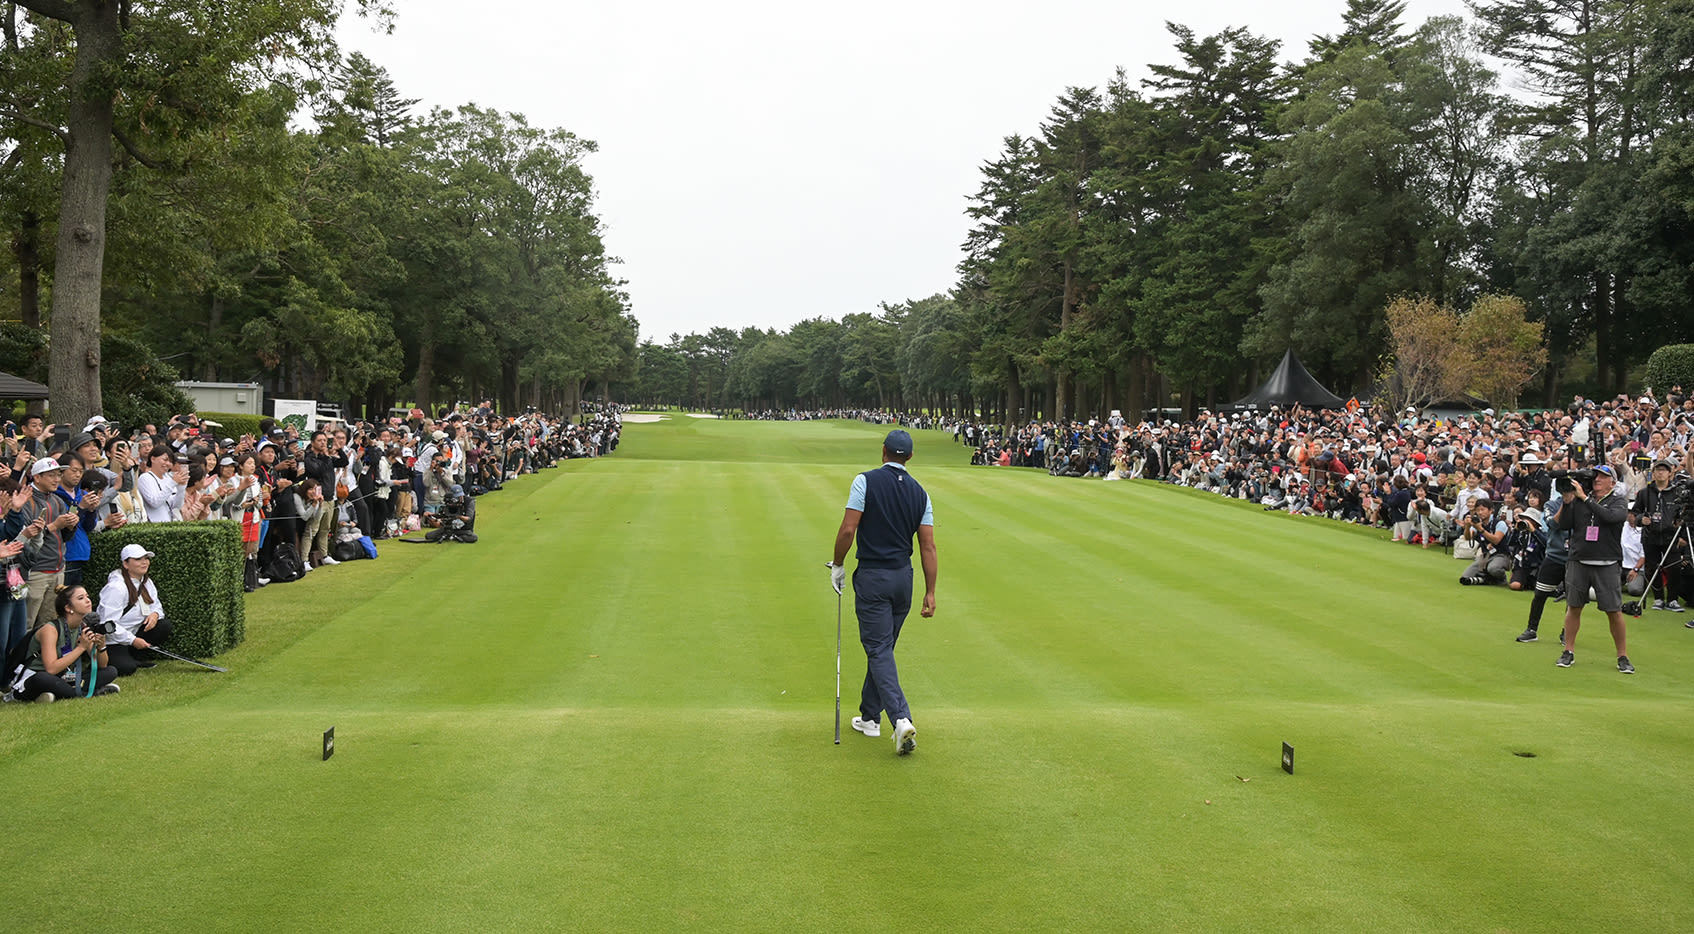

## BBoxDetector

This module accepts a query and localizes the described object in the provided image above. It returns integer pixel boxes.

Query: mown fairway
[4,416,1692,933]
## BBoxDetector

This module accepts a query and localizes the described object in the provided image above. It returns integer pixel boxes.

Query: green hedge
[1645,345,1694,396]
[86,520,246,658]
[196,411,265,442]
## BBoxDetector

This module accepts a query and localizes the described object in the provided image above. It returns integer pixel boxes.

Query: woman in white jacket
[97,543,173,676]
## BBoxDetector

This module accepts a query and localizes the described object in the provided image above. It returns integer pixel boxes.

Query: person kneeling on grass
[97,544,173,677]
[10,584,118,702]
[1459,498,1509,585]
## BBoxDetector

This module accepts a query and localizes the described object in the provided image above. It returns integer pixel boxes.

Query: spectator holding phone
[0,480,30,655]
[6,457,80,628]
[137,444,186,523]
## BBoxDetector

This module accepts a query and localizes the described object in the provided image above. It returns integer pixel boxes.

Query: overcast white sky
[337,0,1473,343]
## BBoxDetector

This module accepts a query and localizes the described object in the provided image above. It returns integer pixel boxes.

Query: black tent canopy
[1231,350,1346,410]
[0,372,49,400]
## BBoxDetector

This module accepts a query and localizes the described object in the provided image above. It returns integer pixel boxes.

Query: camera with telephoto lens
[1549,468,1597,494]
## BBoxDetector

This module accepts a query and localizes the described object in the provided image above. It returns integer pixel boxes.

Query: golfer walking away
[828,429,937,755]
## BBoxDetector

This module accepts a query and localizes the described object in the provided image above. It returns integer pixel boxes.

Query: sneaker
[322,556,341,566]
[1515,629,1539,643]
[1557,650,1574,668]
[893,718,916,756]
[95,682,120,696]
[257,577,271,586]
[1652,599,1668,611]
[851,716,880,738]
[301,562,313,573]
[1685,619,1694,629]
[1460,576,1483,586]
[34,692,55,704]
[1669,601,1684,613]
[1617,655,1635,674]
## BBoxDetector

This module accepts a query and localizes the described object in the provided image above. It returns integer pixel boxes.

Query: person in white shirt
[136,446,185,523]
[97,543,173,676]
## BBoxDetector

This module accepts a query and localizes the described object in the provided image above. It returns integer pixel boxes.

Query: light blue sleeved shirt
[846,464,934,526]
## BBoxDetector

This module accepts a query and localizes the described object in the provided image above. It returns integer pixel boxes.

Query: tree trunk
[45,0,122,427]
[14,210,42,329]
[414,339,435,410]
[1592,272,1611,392]
[204,293,224,380]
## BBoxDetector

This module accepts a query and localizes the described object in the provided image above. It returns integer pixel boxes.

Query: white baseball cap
[119,544,156,562]
[29,457,63,476]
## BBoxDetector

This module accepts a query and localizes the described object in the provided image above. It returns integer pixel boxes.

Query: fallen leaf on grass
[1236,776,1251,782]
[588,654,599,658]
[1204,800,1212,805]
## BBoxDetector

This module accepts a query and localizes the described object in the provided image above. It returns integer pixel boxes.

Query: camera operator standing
[1632,459,1685,612]
[1556,464,1634,672]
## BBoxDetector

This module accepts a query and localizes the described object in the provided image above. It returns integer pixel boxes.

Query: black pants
[1527,559,1567,630]
[17,665,115,700]
[108,619,174,676]
[1642,534,1687,601]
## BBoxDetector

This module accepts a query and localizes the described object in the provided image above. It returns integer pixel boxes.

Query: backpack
[4,623,46,693]
[331,539,365,563]
[263,542,307,583]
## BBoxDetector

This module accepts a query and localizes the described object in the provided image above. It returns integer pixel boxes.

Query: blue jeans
[853,565,914,724]
[0,591,26,657]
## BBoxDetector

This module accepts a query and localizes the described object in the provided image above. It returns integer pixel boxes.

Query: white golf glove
[827,562,845,595]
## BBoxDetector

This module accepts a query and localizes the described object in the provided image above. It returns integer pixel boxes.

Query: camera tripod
[1646,521,1694,603]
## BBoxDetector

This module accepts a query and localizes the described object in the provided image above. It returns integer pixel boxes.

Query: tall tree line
[635,0,1694,418]
[1,3,635,422]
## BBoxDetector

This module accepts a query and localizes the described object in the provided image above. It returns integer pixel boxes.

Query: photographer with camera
[420,435,455,516]
[6,584,118,701]
[97,544,174,677]
[1553,464,1634,672]
[1632,459,1686,612]
[1458,496,1510,585]
[1505,504,1548,591]
[301,432,344,567]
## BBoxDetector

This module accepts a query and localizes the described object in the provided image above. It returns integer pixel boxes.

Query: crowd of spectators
[959,391,1694,632]
[4,404,621,703]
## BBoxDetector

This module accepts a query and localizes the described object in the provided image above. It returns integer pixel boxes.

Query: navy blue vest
[856,464,928,569]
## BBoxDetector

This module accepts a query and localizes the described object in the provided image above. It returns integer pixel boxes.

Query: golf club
[834,587,842,745]
[147,645,228,673]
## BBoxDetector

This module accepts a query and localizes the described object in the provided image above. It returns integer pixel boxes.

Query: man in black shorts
[1556,464,1633,672]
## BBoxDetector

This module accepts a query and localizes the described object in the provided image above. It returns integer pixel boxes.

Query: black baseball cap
[883,429,913,456]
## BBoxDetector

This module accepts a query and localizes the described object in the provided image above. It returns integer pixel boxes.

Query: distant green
[3,415,1690,933]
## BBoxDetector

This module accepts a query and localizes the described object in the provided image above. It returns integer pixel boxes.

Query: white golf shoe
[851,716,880,738]
[893,718,916,756]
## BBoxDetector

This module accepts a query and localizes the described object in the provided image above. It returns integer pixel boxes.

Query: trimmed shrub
[1645,344,1694,396]
[87,521,246,658]
[197,411,265,442]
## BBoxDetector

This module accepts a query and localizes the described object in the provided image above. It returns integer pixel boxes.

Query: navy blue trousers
[854,565,913,724]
